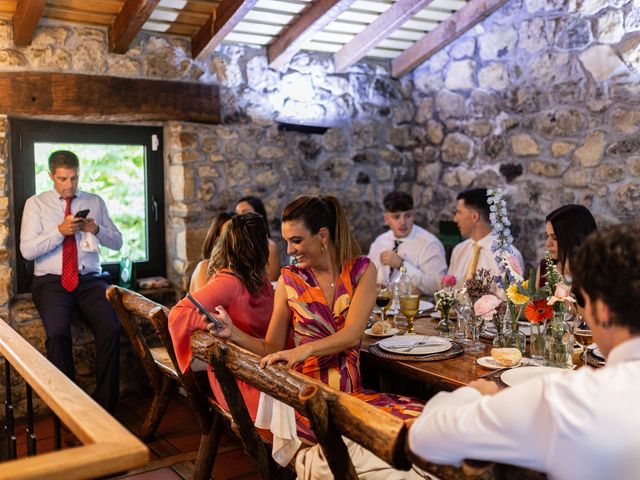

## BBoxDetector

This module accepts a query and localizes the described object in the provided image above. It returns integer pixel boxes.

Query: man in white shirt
[409,223,640,480]
[368,192,447,295]
[20,150,123,413]
[447,188,523,294]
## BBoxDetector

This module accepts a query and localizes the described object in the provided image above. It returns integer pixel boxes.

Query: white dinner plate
[431,311,442,319]
[592,346,605,360]
[386,300,435,315]
[476,356,521,369]
[377,335,451,356]
[365,327,400,338]
[500,366,564,387]
[485,321,532,337]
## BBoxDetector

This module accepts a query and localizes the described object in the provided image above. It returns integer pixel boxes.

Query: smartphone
[186,293,225,331]
[75,209,90,218]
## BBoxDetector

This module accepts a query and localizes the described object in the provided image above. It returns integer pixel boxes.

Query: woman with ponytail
[211,196,424,432]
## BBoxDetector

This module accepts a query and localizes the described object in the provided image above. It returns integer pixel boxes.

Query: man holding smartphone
[20,150,123,415]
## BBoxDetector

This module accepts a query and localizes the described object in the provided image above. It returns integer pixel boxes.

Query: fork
[382,340,432,351]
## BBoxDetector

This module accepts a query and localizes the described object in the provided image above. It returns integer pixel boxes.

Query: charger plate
[368,340,463,362]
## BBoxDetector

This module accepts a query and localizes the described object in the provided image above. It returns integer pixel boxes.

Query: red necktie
[61,197,78,292]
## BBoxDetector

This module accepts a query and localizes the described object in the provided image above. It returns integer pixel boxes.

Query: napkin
[255,392,301,466]
[79,232,100,252]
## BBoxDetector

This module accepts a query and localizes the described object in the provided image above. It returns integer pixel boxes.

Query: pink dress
[169,270,273,420]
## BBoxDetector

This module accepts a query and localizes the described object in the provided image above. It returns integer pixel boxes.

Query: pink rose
[474,294,502,320]
[547,283,576,305]
[441,275,457,287]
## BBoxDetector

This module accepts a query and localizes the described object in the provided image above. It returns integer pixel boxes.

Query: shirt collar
[476,233,494,249]
[606,336,640,365]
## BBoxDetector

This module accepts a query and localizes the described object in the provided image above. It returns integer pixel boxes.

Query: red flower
[525,300,553,324]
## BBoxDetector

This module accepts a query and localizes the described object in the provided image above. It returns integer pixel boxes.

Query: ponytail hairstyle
[282,196,361,269]
[208,212,269,295]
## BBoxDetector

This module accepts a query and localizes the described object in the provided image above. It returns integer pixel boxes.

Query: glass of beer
[573,315,593,363]
[376,283,393,329]
[400,294,420,334]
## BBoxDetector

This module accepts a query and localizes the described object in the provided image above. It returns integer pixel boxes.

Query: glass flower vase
[506,321,526,355]
[437,308,454,338]
[529,321,545,360]
[491,312,507,348]
[544,311,574,368]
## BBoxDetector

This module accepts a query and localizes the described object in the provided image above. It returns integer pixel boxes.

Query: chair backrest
[191,330,547,480]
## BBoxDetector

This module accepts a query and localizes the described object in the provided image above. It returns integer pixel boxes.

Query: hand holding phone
[75,209,90,219]
[186,293,225,331]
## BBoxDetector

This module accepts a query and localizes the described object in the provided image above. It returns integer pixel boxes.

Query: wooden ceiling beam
[0,72,220,123]
[334,0,436,73]
[268,0,357,71]
[192,0,260,59]
[392,0,510,78]
[12,0,46,46]
[109,0,161,53]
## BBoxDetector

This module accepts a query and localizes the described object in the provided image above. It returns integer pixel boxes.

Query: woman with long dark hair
[169,213,273,420]
[188,211,233,293]
[235,196,281,281]
[537,204,597,288]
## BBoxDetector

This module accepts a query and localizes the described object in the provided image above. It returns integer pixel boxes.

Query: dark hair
[457,188,490,223]
[282,196,361,269]
[236,196,271,238]
[208,213,269,295]
[201,211,233,260]
[572,223,640,333]
[383,191,414,212]
[546,204,597,271]
[49,150,79,172]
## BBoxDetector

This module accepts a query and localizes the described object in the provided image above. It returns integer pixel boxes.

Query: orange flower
[525,299,553,324]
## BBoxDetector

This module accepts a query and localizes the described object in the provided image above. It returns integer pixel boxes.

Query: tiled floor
[12,394,261,480]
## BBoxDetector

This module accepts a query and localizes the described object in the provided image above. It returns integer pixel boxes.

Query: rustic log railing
[191,330,547,480]
[0,319,148,480]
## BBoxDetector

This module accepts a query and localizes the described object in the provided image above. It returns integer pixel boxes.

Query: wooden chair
[106,286,230,480]
[191,330,548,480]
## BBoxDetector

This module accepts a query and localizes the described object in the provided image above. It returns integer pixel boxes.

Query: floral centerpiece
[435,281,456,337]
[464,268,493,304]
[542,251,576,368]
[473,294,507,346]
[487,188,526,352]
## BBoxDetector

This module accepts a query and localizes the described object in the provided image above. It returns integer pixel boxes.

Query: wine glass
[375,283,393,330]
[400,294,420,334]
[573,315,593,363]
[465,316,485,353]
[453,288,472,343]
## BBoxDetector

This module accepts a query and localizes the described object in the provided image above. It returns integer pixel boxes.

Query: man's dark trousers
[32,273,120,412]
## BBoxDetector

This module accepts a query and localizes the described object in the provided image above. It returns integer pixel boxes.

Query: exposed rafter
[12,0,46,47]
[268,0,358,71]
[110,0,160,54]
[334,0,436,73]
[392,0,510,78]
[192,0,260,59]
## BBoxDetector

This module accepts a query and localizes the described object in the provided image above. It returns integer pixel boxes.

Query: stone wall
[406,0,640,262]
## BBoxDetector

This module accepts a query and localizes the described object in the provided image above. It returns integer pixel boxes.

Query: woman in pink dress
[168,213,274,420]
[212,196,423,430]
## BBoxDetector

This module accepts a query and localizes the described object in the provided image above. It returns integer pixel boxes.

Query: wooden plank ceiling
[0,0,509,77]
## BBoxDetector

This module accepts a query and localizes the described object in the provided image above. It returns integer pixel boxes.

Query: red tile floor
[13,394,261,480]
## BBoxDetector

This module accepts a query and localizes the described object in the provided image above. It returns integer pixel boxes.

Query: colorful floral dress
[282,256,424,438]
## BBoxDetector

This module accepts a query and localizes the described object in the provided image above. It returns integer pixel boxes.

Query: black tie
[389,239,402,279]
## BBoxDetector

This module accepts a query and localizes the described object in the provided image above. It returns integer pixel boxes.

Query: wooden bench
[191,330,548,480]
[106,286,231,480]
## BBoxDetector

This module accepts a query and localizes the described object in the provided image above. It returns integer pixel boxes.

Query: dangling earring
[321,243,327,254]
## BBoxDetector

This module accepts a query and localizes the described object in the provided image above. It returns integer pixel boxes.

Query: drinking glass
[453,289,472,343]
[400,294,420,334]
[375,283,393,330]
[465,316,485,353]
[573,315,593,363]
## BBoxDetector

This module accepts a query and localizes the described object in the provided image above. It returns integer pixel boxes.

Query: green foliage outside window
[34,143,147,263]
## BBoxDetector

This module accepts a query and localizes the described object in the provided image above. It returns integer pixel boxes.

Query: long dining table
[360,313,584,395]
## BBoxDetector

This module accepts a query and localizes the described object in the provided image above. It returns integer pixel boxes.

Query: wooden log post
[299,385,357,480]
[208,343,279,480]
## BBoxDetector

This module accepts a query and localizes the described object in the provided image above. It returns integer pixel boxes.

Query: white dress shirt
[409,336,640,480]
[20,190,123,276]
[368,225,447,295]
[447,233,524,295]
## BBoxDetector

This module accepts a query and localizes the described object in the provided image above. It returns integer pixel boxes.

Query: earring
[321,243,327,254]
